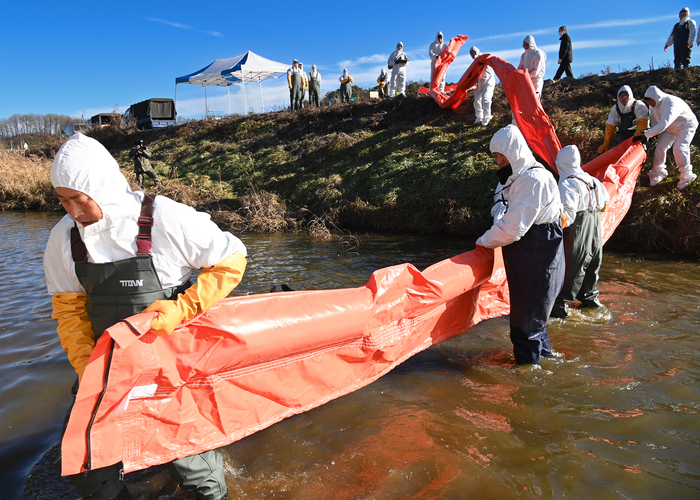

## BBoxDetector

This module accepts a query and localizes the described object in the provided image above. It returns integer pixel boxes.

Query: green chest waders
[292,72,303,110]
[309,77,321,106]
[615,102,638,144]
[66,195,226,500]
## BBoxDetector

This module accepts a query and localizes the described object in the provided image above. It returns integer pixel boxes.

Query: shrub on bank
[0,151,56,210]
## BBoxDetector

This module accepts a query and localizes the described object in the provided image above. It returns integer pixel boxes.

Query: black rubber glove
[632,135,648,145]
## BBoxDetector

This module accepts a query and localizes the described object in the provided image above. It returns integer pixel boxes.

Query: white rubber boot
[648,166,668,187]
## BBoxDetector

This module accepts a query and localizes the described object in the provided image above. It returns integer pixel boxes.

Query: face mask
[496,164,513,184]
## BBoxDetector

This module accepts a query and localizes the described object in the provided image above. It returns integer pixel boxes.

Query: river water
[1,211,699,499]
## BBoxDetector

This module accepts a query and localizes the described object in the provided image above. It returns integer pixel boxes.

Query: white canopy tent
[175,51,290,115]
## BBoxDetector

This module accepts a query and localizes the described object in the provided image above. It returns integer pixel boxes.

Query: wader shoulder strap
[136,194,155,255]
[70,224,87,262]
[70,194,156,262]
[569,175,600,210]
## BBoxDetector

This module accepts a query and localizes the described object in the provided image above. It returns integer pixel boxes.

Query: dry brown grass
[238,187,299,233]
[0,150,57,210]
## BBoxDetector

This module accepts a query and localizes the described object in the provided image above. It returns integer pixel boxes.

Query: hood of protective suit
[555,145,583,182]
[435,32,443,43]
[470,46,481,58]
[490,125,537,178]
[342,69,348,77]
[523,35,537,50]
[617,85,634,100]
[51,133,135,232]
[397,42,403,50]
[616,85,635,113]
[644,85,666,103]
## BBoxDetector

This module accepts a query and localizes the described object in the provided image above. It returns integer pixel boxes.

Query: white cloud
[144,17,191,30]
[570,15,676,30]
[338,54,389,69]
[472,14,677,43]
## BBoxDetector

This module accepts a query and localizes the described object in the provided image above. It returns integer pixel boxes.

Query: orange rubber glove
[52,292,94,382]
[144,253,247,336]
[287,74,292,89]
[597,124,617,154]
[634,118,648,136]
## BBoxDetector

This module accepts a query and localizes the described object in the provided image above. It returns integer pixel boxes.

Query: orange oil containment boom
[61,50,648,476]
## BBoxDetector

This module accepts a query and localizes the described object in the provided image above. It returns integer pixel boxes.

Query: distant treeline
[0,113,83,137]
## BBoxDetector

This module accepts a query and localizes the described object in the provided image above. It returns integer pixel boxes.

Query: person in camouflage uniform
[128,139,161,187]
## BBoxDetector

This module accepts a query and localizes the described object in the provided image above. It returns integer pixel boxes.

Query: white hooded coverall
[45,135,246,296]
[518,35,547,98]
[429,32,447,93]
[470,46,495,125]
[388,43,408,96]
[643,86,698,189]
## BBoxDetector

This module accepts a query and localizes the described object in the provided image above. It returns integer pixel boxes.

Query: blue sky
[0,1,692,120]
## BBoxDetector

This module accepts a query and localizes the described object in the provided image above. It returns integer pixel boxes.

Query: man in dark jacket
[553,26,573,81]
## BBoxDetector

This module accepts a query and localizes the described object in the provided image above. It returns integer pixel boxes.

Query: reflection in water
[1,212,700,499]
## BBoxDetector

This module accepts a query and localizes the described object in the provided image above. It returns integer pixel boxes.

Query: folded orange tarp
[61,51,648,476]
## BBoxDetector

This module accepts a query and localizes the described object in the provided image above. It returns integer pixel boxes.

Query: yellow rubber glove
[341,77,351,84]
[597,124,617,154]
[350,77,354,84]
[52,292,94,382]
[377,78,382,85]
[287,74,292,89]
[634,118,648,136]
[144,253,247,336]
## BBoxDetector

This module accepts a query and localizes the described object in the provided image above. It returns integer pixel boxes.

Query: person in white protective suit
[388,42,409,97]
[429,32,448,93]
[377,68,390,98]
[44,133,247,500]
[634,86,698,190]
[308,65,322,106]
[665,7,697,69]
[299,63,308,108]
[476,125,565,366]
[287,59,304,110]
[550,145,610,319]
[339,68,354,103]
[469,46,495,126]
[518,35,547,99]
[597,85,649,153]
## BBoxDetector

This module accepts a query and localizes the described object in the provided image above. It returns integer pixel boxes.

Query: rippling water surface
[1,212,699,499]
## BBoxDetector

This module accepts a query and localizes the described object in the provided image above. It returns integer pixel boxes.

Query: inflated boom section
[61,59,648,475]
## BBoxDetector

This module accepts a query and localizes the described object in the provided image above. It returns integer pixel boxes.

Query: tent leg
[205,86,208,118]
[243,83,248,115]
[227,86,230,116]
[259,80,265,113]
[174,84,178,122]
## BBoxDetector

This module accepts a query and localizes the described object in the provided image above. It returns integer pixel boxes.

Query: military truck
[123,98,177,130]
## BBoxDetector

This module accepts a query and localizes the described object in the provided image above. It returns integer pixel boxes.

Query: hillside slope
[14,66,700,256]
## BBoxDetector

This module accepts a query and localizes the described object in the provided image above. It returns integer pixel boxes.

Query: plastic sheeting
[60,53,648,476]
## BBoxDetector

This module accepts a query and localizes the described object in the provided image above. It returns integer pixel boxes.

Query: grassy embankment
[1,67,699,256]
